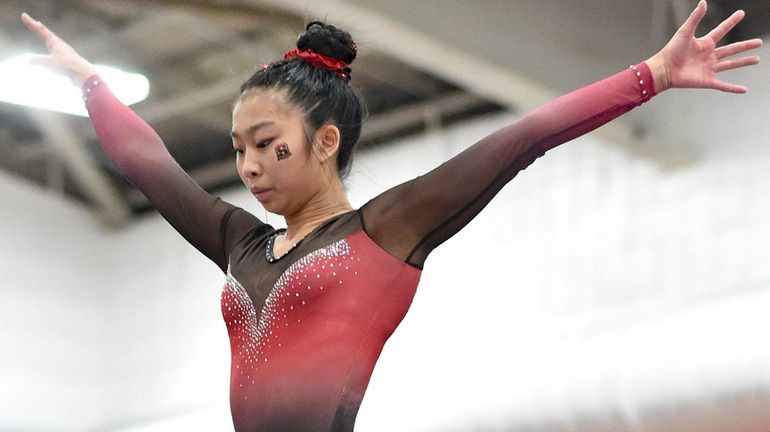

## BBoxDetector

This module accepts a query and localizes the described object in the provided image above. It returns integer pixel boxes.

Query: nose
[240,148,262,178]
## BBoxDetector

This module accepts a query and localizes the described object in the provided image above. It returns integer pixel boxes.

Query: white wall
[1,44,769,431]
[0,171,231,431]
[0,173,118,431]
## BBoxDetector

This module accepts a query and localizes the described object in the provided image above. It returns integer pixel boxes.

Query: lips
[250,187,272,201]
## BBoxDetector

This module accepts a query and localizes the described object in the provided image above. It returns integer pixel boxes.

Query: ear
[313,123,341,164]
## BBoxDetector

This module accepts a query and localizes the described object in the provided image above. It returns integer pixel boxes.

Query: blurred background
[1,0,769,431]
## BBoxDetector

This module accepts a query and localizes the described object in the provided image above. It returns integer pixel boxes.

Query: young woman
[21,2,761,431]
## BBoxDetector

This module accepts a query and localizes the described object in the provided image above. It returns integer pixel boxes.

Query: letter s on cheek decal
[275,143,292,161]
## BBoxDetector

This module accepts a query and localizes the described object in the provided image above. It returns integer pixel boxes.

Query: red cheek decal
[275,143,292,161]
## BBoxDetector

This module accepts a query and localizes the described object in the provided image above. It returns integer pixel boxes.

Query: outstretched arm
[21,13,263,272]
[362,0,762,268]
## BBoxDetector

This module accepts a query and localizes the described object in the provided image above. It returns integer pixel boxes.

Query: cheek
[275,142,293,161]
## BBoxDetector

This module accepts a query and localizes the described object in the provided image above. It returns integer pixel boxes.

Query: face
[231,90,329,215]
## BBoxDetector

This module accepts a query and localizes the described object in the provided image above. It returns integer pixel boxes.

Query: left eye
[256,139,272,148]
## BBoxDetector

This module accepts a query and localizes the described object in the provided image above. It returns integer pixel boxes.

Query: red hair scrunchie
[283,48,350,81]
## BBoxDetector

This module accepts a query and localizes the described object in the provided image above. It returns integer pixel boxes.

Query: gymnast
[21,1,761,430]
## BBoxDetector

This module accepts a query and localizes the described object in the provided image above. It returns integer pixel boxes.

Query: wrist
[81,73,105,106]
[67,59,98,87]
[645,52,671,93]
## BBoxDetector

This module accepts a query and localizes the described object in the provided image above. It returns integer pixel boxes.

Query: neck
[282,178,352,242]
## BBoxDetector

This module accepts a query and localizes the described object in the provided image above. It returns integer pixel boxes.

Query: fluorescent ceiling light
[0,53,149,117]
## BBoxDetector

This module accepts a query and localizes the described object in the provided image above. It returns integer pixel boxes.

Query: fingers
[712,78,747,94]
[716,55,761,73]
[716,38,763,59]
[679,0,708,37]
[706,9,746,43]
[21,12,59,48]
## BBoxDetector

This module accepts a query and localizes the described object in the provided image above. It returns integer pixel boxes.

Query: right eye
[256,139,272,149]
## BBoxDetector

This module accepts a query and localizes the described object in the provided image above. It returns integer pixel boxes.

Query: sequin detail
[222,239,358,391]
[82,76,105,106]
[265,229,299,263]
[629,64,653,102]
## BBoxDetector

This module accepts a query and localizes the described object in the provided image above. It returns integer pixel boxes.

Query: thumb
[27,54,86,87]
[28,54,60,70]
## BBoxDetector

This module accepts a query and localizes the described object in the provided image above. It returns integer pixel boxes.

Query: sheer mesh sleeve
[85,76,264,272]
[362,62,657,268]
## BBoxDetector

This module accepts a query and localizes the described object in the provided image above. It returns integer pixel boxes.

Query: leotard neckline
[264,210,356,263]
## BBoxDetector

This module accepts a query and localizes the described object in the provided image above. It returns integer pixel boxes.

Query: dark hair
[239,21,366,179]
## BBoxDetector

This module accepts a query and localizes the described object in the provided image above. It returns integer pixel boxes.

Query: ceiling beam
[132,8,283,124]
[361,91,486,140]
[137,78,238,124]
[23,110,132,227]
[0,141,49,162]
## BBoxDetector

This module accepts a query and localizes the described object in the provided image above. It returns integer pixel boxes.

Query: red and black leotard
[85,63,656,431]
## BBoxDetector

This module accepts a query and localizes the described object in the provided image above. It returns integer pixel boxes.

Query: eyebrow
[230,120,275,139]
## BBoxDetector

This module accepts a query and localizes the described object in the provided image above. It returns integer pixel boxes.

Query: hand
[646,0,762,93]
[21,12,97,87]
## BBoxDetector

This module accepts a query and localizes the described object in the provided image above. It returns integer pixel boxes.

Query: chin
[259,201,279,214]
[259,199,289,217]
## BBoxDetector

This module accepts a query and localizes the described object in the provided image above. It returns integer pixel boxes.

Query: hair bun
[296,21,357,65]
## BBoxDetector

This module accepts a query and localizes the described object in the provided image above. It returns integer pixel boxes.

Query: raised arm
[21,13,264,272]
[362,0,762,268]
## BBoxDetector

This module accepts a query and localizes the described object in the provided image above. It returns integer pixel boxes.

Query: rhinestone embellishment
[264,229,300,263]
[629,64,652,101]
[82,77,105,104]
[223,239,357,397]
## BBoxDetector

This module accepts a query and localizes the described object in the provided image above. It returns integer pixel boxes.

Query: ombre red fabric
[85,63,655,431]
